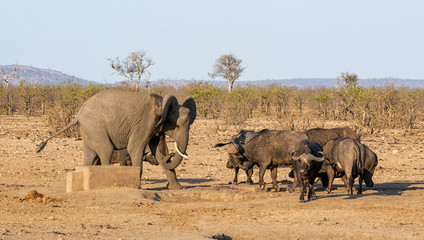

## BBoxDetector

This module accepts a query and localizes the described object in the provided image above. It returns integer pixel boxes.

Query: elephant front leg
[154,134,182,190]
[160,167,182,190]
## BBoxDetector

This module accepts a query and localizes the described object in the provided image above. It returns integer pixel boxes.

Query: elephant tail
[36,119,79,153]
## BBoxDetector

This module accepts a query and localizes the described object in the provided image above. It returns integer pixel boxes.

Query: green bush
[187,81,222,118]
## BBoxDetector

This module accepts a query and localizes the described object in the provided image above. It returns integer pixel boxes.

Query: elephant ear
[154,95,178,134]
[183,97,196,125]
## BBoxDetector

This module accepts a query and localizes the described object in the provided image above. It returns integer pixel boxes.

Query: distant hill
[0,65,97,85]
[2,65,424,89]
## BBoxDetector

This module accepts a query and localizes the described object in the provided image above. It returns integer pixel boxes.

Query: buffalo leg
[299,179,307,202]
[288,167,300,193]
[357,174,363,194]
[245,167,254,184]
[270,165,278,191]
[326,167,336,194]
[341,175,349,192]
[346,173,354,194]
[233,166,239,184]
[308,177,317,199]
[258,164,267,190]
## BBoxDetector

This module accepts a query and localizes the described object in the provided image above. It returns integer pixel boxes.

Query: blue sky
[1,0,424,83]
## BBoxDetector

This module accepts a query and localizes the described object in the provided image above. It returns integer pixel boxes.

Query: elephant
[36,89,196,190]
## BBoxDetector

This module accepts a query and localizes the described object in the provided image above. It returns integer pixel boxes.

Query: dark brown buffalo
[291,139,326,202]
[322,138,365,194]
[215,130,260,184]
[305,127,360,147]
[219,129,308,191]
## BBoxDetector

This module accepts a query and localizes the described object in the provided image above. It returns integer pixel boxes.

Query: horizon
[1,1,424,83]
[4,64,424,83]
[4,64,424,90]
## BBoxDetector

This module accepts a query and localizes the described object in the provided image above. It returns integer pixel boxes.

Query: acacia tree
[109,50,154,92]
[209,54,246,92]
[337,72,358,88]
[0,64,19,115]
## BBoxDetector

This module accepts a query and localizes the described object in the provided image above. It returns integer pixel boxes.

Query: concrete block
[66,166,140,193]
[66,170,84,193]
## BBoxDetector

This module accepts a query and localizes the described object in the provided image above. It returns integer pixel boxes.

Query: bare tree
[337,72,358,88]
[0,64,18,90]
[209,54,246,92]
[108,51,154,92]
[0,64,19,115]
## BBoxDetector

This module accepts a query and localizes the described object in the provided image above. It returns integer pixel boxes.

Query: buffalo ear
[183,97,196,125]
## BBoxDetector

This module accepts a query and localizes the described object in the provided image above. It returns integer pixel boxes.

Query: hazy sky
[1,0,424,83]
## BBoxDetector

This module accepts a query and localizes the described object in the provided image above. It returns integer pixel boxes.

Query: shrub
[187,81,222,118]
[47,81,103,137]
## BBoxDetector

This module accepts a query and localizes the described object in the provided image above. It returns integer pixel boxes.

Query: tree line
[1,51,423,137]
[0,79,423,137]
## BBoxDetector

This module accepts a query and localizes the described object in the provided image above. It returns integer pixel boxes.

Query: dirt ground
[0,115,423,240]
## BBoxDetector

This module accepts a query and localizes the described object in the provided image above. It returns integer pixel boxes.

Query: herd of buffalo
[215,127,378,202]
[92,126,378,203]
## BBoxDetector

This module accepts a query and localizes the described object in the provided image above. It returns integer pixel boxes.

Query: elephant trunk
[160,134,189,170]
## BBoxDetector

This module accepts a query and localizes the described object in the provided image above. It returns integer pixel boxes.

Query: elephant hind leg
[83,143,98,166]
[81,128,114,165]
[97,143,114,165]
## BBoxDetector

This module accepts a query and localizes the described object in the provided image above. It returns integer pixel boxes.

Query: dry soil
[0,115,423,240]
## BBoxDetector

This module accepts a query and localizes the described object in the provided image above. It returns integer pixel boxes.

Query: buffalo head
[292,151,326,177]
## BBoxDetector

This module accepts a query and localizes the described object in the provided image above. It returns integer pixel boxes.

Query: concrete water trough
[66,166,140,193]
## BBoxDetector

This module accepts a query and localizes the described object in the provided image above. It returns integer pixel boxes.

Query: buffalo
[215,130,259,184]
[305,127,360,147]
[291,139,326,202]
[322,138,365,194]
[217,129,308,191]
[312,143,378,192]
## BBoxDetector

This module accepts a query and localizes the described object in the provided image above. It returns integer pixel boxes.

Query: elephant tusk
[174,142,189,159]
